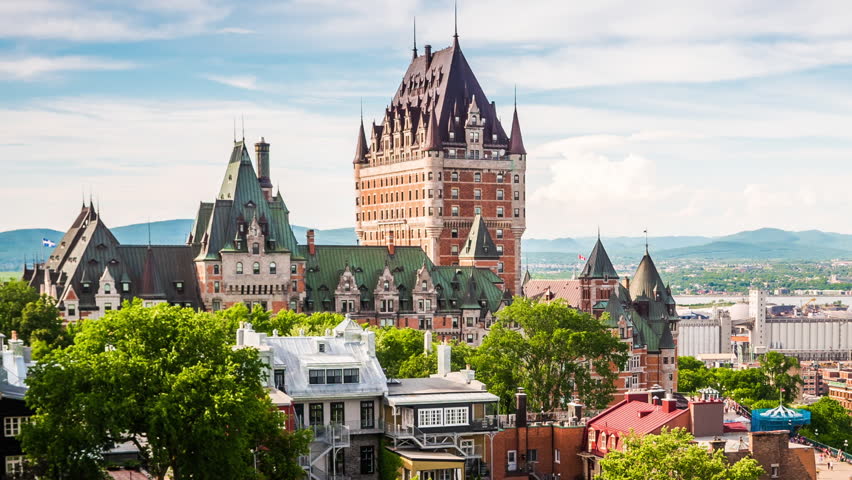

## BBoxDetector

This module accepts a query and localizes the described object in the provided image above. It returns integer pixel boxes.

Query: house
[0,333,33,478]
[384,337,500,480]
[236,317,387,480]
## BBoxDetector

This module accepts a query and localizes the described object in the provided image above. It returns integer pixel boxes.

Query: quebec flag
[42,238,56,248]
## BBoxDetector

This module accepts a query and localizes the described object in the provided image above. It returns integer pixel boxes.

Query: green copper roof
[458,215,499,259]
[431,266,505,313]
[191,142,301,261]
[579,238,618,279]
[629,252,670,303]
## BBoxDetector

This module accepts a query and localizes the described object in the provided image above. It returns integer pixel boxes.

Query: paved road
[816,453,852,479]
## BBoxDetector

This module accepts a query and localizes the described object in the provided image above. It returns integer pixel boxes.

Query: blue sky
[4,0,852,239]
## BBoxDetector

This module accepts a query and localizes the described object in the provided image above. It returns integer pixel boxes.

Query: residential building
[384,339,499,480]
[236,316,387,480]
[0,333,33,479]
[581,388,816,480]
[352,28,527,295]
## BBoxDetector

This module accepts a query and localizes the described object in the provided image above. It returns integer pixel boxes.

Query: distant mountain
[0,219,358,272]
[523,228,852,262]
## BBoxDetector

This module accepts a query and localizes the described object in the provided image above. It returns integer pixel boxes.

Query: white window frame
[418,408,443,427]
[5,455,23,475]
[444,407,469,426]
[4,417,27,437]
[554,448,561,463]
[460,438,475,456]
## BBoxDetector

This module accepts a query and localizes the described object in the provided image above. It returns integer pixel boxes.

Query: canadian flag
[578,254,587,261]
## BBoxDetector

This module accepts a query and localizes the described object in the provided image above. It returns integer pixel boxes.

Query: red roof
[523,279,582,307]
[588,400,689,436]
[724,422,748,432]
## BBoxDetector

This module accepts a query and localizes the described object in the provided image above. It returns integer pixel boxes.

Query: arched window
[252,243,260,254]
[236,262,243,275]
[514,174,520,183]
[104,283,111,294]
[610,434,617,451]
[474,172,481,182]
[269,262,277,274]
[253,262,260,275]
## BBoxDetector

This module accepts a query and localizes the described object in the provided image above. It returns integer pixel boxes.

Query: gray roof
[458,215,499,259]
[579,238,618,279]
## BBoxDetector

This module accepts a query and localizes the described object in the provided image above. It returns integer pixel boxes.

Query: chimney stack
[307,229,316,255]
[437,342,451,377]
[622,276,630,289]
[255,138,273,200]
[387,230,395,256]
[424,330,433,354]
[424,45,432,65]
[515,387,527,428]
[662,393,677,413]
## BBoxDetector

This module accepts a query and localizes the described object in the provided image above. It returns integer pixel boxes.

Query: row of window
[301,401,375,430]
[213,263,297,275]
[359,172,522,190]
[359,187,521,206]
[359,205,523,223]
[417,407,469,427]
[308,368,360,385]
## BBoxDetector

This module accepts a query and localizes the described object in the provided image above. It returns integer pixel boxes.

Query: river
[675,295,852,306]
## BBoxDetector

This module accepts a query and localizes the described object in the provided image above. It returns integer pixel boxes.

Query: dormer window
[103,283,111,294]
[236,262,243,275]
[82,282,91,293]
[421,280,427,292]
[269,262,277,274]
[344,281,351,291]
[252,243,260,255]
[175,281,184,293]
[383,280,390,291]
[318,342,327,353]
[122,282,130,292]
[291,264,297,274]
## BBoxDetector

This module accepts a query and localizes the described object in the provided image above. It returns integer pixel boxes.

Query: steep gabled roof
[423,109,442,151]
[353,120,369,164]
[579,238,618,280]
[629,252,668,302]
[458,215,499,259]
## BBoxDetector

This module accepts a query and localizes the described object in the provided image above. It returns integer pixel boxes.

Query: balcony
[310,424,350,448]
[470,416,499,431]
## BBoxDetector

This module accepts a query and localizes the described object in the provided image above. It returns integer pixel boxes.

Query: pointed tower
[458,215,501,273]
[352,13,525,293]
[578,235,619,314]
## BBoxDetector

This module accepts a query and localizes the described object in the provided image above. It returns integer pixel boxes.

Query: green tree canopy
[374,327,425,378]
[759,351,802,403]
[598,427,764,480]
[474,297,628,411]
[799,397,852,450]
[0,280,40,338]
[21,300,309,480]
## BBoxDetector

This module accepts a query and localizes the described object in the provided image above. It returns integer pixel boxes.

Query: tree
[21,300,309,480]
[0,281,39,337]
[759,351,802,403]
[677,356,712,394]
[18,295,69,358]
[799,397,852,450]
[474,297,628,411]
[374,327,425,378]
[598,427,764,480]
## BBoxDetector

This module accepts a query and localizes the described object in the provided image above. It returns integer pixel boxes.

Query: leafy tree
[374,327,425,378]
[759,351,802,403]
[18,295,68,358]
[676,356,712,393]
[398,352,436,378]
[21,300,309,480]
[799,397,852,450]
[0,281,39,337]
[598,427,764,480]
[474,297,628,411]
[215,303,343,338]
[678,356,705,372]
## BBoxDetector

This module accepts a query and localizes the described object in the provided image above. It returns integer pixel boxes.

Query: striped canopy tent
[751,405,811,433]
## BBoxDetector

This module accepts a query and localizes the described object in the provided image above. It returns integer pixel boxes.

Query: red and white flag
[578,254,587,261]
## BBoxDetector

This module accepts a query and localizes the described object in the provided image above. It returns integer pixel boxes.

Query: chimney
[625,390,648,403]
[307,229,316,255]
[437,342,451,376]
[255,138,273,200]
[515,387,527,428]
[622,276,630,289]
[387,230,395,256]
[662,393,677,413]
[424,45,432,66]
[648,384,665,404]
[424,330,433,354]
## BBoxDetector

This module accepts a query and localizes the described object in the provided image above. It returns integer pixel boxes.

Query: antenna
[514,84,517,108]
[412,17,417,58]
[644,229,649,254]
[233,117,236,142]
[360,97,364,121]
[147,217,152,247]
[454,0,458,39]
[241,115,245,140]
[597,225,600,240]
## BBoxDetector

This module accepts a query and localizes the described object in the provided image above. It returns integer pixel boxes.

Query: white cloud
[0,97,356,232]
[0,56,135,80]
[217,27,255,34]
[203,74,262,91]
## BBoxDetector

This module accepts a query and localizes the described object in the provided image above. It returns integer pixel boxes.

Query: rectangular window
[326,369,343,384]
[418,408,443,427]
[67,305,76,316]
[451,188,459,199]
[309,403,324,426]
[104,302,112,311]
[344,368,360,383]
[5,455,23,476]
[474,206,481,215]
[213,264,220,275]
[451,245,459,254]
[214,281,220,293]
[4,417,28,437]
[360,446,375,474]
[331,402,345,424]
[274,369,285,390]
[527,449,538,462]
[474,173,481,182]
[361,401,375,429]
[291,264,297,274]
[498,262,504,273]
[497,245,504,255]
[452,317,459,329]
[444,407,469,426]
[474,189,481,200]
[212,300,221,311]
[308,369,326,385]
[514,208,520,217]
[497,207,504,218]
[497,189,504,200]
[452,206,459,217]
[554,448,561,463]
[451,171,459,181]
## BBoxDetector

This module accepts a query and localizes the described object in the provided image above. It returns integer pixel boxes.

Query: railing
[461,444,484,458]
[471,415,499,431]
[499,412,588,428]
[310,423,350,447]
[791,435,852,463]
